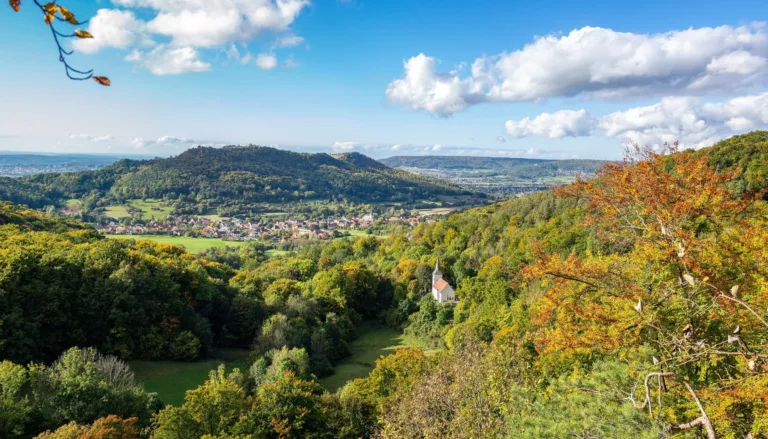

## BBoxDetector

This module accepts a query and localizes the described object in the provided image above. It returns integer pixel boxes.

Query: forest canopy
[1,132,768,438]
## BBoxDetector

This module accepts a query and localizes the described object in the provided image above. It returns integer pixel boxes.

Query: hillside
[0,146,479,215]
[1,132,768,438]
[379,155,605,196]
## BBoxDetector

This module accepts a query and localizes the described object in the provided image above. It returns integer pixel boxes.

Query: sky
[0,0,766,159]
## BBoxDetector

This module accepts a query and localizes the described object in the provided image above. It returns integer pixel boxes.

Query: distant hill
[0,146,478,214]
[379,156,606,196]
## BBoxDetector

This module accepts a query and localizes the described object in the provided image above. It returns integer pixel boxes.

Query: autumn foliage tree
[527,144,768,438]
[9,0,109,85]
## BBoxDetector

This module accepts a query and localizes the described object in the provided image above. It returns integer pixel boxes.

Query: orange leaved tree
[527,144,768,438]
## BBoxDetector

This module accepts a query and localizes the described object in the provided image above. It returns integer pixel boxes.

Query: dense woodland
[0,146,478,217]
[1,132,768,438]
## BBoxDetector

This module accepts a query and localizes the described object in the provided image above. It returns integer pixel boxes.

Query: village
[94,212,444,242]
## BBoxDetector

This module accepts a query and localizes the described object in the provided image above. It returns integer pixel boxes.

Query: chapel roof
[434,278,449,292]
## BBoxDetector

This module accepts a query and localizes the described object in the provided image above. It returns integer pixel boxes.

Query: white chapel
[431,258,457,303]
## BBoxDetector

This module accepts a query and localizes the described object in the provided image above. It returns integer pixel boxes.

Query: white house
[431,258,457,303]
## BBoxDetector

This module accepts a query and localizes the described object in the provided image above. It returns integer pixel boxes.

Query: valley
[380,156,605,197]
[0,132,767,438]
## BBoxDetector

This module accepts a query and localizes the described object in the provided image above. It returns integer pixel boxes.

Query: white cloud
[156,135,190,145]
[332,141,362,151]
[386,54,476,117]
[131,137,148,148]
[72,0,309,74]
[69,134,114,142]
[273,35,304,48]
[387,24,768,116]
[255,53,278,70]
[431,144,442,151]
[72,9,149,54]
[496,136,506,143]
[505,109,596,139]
[110,0,309,47]
[126,46,211,75]
[503,92,768,148]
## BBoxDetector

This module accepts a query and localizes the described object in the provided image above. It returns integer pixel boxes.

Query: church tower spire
[433,257,443,287]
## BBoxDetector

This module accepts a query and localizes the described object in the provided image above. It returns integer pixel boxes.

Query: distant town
[94,212,444,242]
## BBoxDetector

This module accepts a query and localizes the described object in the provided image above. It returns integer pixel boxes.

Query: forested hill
[0,146,478,213]
[2,132,768,438]
[380,155,605,176]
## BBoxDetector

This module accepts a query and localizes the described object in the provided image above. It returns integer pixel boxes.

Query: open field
[335,229,389,240]
[318,322,436,392]
[106,235,245,253]
[129,323,426,402]
[104,199,174,220]
[266,249,290,258]
[415,207,456,215]
[130,349,250,407]
[104,205,131,219]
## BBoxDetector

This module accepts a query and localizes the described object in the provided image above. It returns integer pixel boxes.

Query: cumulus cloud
[387,24,768,116]
[255,53,278,70]
[69,134,114,142]
[110,0,308,47]
[505,110,596,139]
[74,0,309,74]
[126,46,210,75]
[504,92,768,148]
[72,9,149,54]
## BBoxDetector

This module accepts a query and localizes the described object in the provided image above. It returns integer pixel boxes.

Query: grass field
[319,323,411,392]
[130,323,426,404]
[416,207,455,215]
[130,348,250,407]
[266,249,289,258]
[104,199,174,220]
[335,229,389,240]
[104,205,132,219]
[106,235,244,253]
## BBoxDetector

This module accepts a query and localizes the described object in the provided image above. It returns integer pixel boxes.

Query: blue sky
[0,0,766,159]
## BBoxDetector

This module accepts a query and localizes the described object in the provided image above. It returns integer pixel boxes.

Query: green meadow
[130,349,250,407]
[105,234,291,257]
[106,235,244,253]
[318,323,419,392]
[103,199,174,220]
[129,323,418,405]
